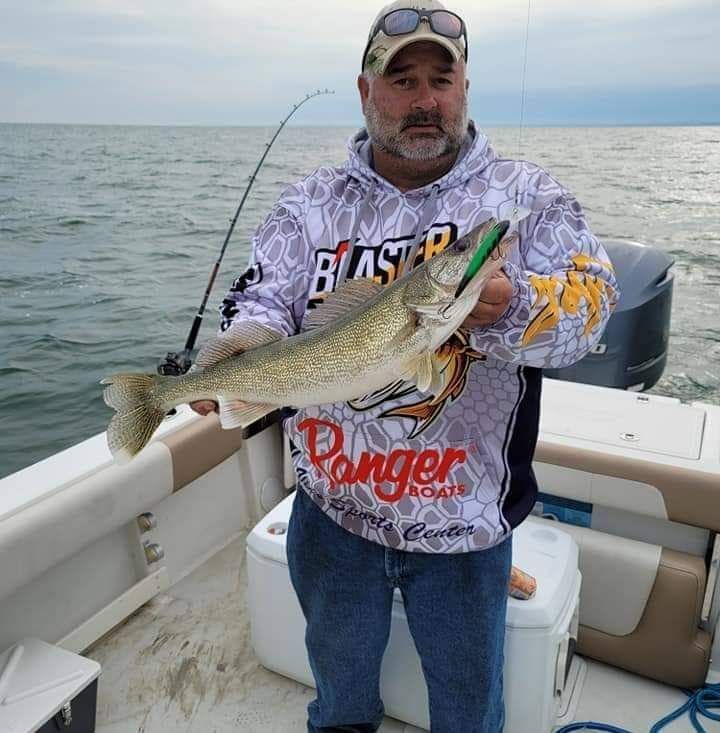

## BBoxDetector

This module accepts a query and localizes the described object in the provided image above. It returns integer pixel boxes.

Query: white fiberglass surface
[85,531,694,733]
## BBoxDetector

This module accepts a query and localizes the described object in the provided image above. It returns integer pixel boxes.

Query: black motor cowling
[544,239,674,391]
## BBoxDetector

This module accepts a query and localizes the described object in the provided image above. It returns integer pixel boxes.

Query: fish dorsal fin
[302,278,384,331]
[195,322,283,369]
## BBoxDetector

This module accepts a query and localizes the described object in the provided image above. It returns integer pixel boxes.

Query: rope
[555,681,720,733]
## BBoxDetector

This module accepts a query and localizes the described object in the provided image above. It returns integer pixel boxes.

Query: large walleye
[102,218,516,462]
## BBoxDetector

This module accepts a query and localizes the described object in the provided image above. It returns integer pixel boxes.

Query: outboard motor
[544,239,674,391]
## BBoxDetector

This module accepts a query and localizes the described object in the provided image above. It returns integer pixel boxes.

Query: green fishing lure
[454,219,510,298]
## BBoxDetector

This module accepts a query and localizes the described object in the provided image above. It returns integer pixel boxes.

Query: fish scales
[102,219,513,461]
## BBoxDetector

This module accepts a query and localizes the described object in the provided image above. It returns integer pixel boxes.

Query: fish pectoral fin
[302,278,384,331]
[407,351,448,397]
[413,352,447,395]
[195,322,283,368]
[429,353,447,395]
[414,353,433,393]
[217,396,276,429]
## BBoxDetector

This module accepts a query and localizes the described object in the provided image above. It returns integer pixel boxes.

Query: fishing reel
[157,349,193,376]
[156,91,333,380]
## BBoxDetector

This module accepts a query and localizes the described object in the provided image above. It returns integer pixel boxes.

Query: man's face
[359,41,468,162]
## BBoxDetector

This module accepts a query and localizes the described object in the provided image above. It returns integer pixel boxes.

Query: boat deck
[86,531,695,733]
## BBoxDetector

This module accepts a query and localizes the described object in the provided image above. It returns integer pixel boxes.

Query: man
[193,2,618,730]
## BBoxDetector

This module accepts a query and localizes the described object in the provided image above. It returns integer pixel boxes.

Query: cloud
[0,0,718,124]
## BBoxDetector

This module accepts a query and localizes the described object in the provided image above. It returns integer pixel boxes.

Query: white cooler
[247,492,581,732]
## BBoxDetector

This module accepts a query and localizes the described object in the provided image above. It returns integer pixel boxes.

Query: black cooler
[0,638,100,733]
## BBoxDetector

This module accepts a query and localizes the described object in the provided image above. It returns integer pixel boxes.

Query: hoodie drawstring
[400,183,440,278]
[337,179,440,287]
[336,180,377,287]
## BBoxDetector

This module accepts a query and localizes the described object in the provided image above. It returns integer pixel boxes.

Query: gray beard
[364,97,468,162]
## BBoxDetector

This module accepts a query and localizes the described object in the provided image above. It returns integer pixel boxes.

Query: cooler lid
[246,492,295,564]
[504,518,579,629]
[541,379,705,460]
[249,494,580,630]
[0,638,101,733]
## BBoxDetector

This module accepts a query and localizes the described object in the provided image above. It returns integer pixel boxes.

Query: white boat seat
[526,516,660,636]
[535,379,720,533]
[531,516,710,688]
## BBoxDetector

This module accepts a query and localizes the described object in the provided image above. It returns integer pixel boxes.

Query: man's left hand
[462,271,513,329]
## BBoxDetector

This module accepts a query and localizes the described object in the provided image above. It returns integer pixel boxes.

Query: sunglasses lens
[384,9,419,36]
[430,11,463,39]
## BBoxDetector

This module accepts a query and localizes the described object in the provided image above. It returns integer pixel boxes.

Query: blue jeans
[287,488,511,733]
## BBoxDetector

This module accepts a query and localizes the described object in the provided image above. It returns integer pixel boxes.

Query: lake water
[1,123,719,478]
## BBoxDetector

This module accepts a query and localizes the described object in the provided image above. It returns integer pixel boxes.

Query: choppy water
[1,124,719,479]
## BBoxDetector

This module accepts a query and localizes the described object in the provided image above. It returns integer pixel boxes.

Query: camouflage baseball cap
[362,0,467,75]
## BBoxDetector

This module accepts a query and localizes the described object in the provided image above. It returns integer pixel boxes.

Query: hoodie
[218,123,619,553]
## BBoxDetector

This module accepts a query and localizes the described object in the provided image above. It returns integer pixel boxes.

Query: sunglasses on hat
[361,8,468,71]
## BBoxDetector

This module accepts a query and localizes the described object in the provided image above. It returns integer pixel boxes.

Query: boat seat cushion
[529,517,710,688]
[578,547,710,688]
[527,517,661,636]
[161,414,245,492]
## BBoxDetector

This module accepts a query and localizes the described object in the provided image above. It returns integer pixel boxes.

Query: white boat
[1,367,719,732]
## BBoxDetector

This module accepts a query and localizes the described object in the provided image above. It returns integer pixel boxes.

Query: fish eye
[453,235,470,253]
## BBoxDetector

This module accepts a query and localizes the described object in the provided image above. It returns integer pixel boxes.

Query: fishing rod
[492,0,532,228]
[158,88,335,377]
[513,0,532,222]
[458,0,531,290]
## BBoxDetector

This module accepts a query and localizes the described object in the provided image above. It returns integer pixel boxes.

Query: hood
[345,120,497,197]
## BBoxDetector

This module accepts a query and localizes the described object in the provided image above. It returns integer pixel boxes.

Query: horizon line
[2,120,719,129]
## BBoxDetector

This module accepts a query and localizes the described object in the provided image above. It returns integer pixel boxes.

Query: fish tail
[101,373,170,462]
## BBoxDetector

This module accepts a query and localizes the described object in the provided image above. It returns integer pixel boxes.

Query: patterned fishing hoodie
[219,122,619,553]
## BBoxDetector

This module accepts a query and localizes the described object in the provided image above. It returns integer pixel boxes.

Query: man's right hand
[190,400,218,416]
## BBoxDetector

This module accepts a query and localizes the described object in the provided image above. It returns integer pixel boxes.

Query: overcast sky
[1,0,718,125]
